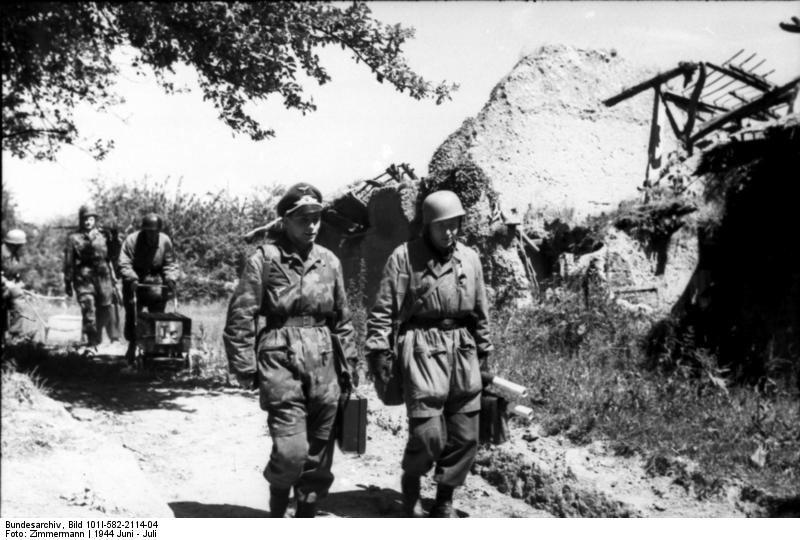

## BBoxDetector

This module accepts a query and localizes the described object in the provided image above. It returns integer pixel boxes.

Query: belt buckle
[303,315,312,327]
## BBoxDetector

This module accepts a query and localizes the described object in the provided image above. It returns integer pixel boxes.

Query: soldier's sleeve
[331,257,358,369]
[63,236,73,287]
[161,235,179,282]
[365,247,402,352]
[222,250,264,377]
[472,250,494,363]
[118,235,137,282]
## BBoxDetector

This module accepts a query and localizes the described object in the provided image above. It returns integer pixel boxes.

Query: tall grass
[492,286,800,498]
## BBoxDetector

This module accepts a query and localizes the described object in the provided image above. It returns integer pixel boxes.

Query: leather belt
[403,317,467,331]
[278,314,328,328]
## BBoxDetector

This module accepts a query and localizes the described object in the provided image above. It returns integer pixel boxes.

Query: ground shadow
[3,342,251,414]
[319,485,469,518]
[169,501,269,518]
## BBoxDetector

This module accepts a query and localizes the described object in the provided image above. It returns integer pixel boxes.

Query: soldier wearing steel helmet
[223,182,359,518]
[63,204,121,347]
[118,213,179,362]
[366,189,493,518]
[2,228,33,341]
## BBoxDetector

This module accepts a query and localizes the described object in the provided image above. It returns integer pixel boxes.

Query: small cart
[133,284,191,372]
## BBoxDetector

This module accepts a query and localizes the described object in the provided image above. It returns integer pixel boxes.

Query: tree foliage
[2,2,458,160]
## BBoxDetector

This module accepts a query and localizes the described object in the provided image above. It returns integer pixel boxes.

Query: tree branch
[3,128,70,139]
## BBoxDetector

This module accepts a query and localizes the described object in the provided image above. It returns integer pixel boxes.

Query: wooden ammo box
[337,393,367,454]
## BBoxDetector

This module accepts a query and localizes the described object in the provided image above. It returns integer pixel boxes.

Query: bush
[87,177,287,301]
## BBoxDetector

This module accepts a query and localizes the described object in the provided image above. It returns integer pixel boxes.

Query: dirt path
[44,357,547,518]
[5,351,755,519]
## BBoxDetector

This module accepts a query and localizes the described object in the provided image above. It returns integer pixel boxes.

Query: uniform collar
[418,237,463,277]
[276,233,324,269]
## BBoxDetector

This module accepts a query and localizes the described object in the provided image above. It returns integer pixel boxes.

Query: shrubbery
[4,178,287,301]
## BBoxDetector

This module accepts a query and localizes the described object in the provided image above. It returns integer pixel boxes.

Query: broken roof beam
[662,91,726,115]
[690,77,800,143]
[603,62,698,107]
[705,61,775,93]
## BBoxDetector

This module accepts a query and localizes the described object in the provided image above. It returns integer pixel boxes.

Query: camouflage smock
[223,234,358,438]
[366,238,493,418]
[63,228,114,304]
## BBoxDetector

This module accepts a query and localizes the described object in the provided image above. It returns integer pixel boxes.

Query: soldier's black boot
[401,473,425,518]
[126,342,136,365]
[269,486,291,518]
[429,484,457,518]
[294,492,318,518]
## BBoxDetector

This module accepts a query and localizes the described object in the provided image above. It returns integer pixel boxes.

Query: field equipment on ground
[132,284,191,372]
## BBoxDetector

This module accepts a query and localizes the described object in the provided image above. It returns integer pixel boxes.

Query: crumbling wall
[425,45,667,306]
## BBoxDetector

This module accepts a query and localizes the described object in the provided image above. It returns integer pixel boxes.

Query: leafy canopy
[2,2,457,160]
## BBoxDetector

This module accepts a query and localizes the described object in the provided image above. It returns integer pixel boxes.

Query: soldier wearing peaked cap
[366,190,493,518]
[224,182,360,518]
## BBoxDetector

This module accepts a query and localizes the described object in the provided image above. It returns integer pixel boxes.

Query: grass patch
[491,286,800,499]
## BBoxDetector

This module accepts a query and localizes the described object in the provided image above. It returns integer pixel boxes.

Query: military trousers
[257,325,341,499]
[78,293,120,345]
[401,409,480,487]
[263,433,337,500]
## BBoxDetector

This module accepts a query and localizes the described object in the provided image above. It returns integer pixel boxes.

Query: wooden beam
[603,62,698,107]
[705,61,774,93]
[662,91,727,114]
[690,77,800,143]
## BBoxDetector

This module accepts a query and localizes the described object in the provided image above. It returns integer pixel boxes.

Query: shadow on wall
[651,122,800,385]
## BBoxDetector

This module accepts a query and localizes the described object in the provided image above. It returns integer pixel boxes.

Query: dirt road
[3,352,754,518]
[31,357,547,518]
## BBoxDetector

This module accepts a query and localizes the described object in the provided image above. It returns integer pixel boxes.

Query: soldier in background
[118,213,179,363]
[223,183,359,518]
[63,205,121,348]
[2,229,32,342]
[366,190,493,518]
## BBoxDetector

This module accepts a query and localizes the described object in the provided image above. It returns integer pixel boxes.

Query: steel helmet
[421,190,466,225]
[141,213,163,231]
[78,204,98,220]
[3,229,27,245]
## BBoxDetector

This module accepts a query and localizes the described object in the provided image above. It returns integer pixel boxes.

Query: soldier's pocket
[452,340,482,400]
[257,345,304,409]
[407,338,449,405]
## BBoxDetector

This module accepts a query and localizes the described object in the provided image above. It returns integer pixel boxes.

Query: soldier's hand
[339,371,354,394]
[234,372,257,390]
[481,371,495,388]
[368,350,394,385]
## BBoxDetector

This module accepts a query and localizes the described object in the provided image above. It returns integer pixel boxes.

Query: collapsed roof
[604,50,800,154]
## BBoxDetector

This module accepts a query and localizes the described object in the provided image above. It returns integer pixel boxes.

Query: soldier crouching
[366,190,493,518]
[223,183,359,518]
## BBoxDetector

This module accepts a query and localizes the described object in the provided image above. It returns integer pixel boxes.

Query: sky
[3,1,799,224]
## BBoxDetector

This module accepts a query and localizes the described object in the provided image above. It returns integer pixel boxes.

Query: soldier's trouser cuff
[263,433,335,497]
[401,411,479,487]
[433,410,479,487]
